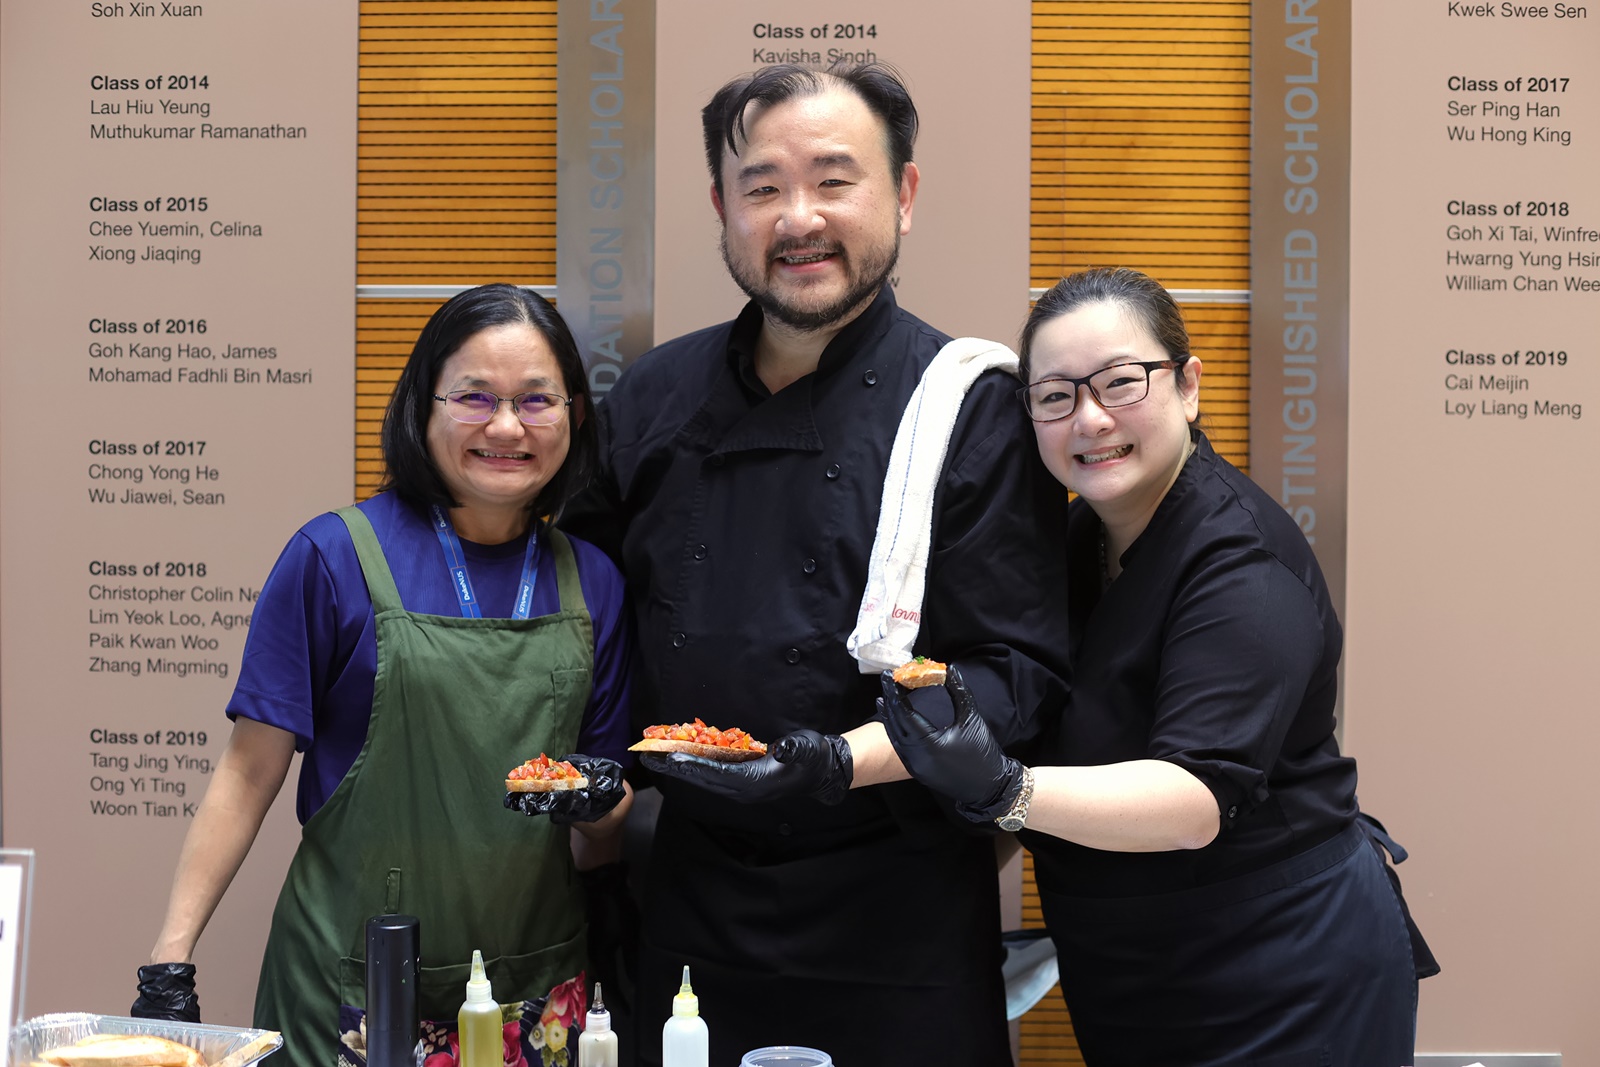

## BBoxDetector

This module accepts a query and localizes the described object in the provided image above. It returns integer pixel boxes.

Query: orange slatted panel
[357,0,557,287]
[355,299,444,500]
[1029,0,1250,475]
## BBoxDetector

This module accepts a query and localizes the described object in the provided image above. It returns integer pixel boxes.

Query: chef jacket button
[863,370,878,386]
[825,463,841,480]
[785,647,801,664]
[693,544,708,560]
[672,632,687,649]
[1226,805,1238,820]
[707,454,725,469]
[778,823,793,836]
[802,558,817,575]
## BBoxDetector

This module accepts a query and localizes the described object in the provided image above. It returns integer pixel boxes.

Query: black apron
[1039,820,1420,1067]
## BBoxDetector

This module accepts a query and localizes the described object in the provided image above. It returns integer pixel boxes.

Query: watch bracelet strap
[997,766,1035,827]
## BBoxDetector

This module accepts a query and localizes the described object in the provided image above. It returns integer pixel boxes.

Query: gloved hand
[578,862,639,1018]
[130,962,201,1022]
[638,729,853,805]
[878,664,1027,823]
[504,755,627,826]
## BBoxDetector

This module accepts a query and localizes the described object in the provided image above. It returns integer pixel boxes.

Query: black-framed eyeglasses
[433,389,573,427]
[1016,357,1190,423]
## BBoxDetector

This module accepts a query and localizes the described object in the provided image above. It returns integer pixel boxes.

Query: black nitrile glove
[130,962,201,1022]
[879,664,1027,823]
[504,755,627,826]
[578,862,639,1017]
[638,729,853,805]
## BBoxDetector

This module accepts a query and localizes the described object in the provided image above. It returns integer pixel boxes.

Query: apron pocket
[418,931,588,1017]
[336,930,587,1040]
[335,932,587,1018]
[550,668,592,708]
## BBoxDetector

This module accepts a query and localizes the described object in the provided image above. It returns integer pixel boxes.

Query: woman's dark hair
[702,60,919,200]
[1019,268,1192,385]
[378,284,597,522]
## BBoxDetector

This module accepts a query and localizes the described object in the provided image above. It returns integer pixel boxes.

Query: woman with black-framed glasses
[880,267,1437,1066]
[136,284,637,1067]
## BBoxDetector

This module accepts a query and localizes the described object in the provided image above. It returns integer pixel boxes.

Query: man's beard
[721,231,901,333]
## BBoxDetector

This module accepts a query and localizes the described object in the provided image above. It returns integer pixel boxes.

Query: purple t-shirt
[227,492,635,824]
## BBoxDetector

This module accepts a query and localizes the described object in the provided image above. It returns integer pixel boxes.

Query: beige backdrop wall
[0,0,356,1022]
[1348,0,1598,1060]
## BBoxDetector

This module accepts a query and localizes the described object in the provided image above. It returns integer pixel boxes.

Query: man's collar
[728,286,899,396]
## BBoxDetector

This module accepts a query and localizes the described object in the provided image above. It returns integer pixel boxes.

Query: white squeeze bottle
[577,982,619,1067]
[457,950,502,1067]
[661,965,709,1067]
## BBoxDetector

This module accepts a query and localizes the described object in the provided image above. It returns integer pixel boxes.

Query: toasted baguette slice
[42,1036,205,1067]
[505,775,589,792]
[892,658,948,689]
[506,753,587,792]
[629,738,767,762]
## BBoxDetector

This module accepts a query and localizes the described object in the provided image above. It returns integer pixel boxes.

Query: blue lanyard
[430,506,540,620]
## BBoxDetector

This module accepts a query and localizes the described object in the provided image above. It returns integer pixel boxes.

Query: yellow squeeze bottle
[661,965,708,1067]
[457,950,502,1067]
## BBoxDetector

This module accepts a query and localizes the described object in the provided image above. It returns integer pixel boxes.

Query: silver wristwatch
[994,766,1035,832]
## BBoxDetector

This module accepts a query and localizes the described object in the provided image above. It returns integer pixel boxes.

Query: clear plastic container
[10,1013,283,1067]
[738,1047,832,1067]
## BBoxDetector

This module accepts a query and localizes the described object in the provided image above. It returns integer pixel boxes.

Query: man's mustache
[769,239,841,258]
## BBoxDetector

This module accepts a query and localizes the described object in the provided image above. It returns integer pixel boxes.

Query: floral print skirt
[339,974,587,1067]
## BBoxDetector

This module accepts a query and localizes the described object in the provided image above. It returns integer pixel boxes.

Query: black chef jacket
[1019,434,1427,1066]
[1024,430,1359,898]
[562,286,1073,1065]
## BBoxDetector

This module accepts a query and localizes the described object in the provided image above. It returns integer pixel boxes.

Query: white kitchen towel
[847,336,1020,673]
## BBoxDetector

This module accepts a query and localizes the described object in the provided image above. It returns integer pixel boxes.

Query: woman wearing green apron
[135,285,637,1067]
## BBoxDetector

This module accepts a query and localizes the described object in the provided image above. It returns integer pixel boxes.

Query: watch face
[997,815,1025,832]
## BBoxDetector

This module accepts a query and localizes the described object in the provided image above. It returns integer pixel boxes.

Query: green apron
[254,507,592,1067]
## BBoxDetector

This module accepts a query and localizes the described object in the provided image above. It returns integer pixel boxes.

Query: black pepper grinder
[365,914,420,1067]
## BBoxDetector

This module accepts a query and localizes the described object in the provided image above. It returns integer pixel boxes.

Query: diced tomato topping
[507,753,582,781]
[639,719,766,752]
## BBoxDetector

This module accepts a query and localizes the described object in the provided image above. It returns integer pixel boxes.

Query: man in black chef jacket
[562,61,1072,1066]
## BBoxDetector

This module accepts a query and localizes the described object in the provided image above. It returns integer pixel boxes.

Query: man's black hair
[702,60,919,199]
